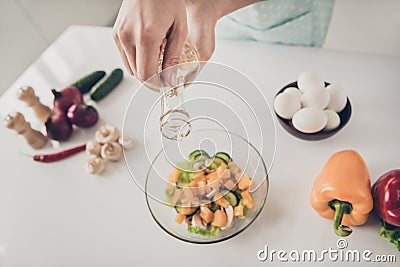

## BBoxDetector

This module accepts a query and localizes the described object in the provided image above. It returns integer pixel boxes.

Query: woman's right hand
[113,0,188,82]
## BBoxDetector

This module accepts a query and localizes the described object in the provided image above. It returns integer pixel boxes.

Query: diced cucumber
[178,172,192,184]
[210,202,220,212]
[189,150,210,161]
[221,190,238,207]
[233,188,243,202]
[208,160,218,171]
[165,188,174,198]
[213,157,225,166]
[176,161,193,172]
[71,70,106,94]
[215,152,232,164]
[90,68,123,101]
[236,199,248,219]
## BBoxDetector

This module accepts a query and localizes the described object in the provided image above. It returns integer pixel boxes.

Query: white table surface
[0,25,399,267]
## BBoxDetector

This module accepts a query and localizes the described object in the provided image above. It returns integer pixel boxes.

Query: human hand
[113,0,187,82]
[185,0,219,62]
[185,0,261,61]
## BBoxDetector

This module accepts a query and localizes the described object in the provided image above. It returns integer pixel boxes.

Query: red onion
[67,103,99,128]
[45,111,73,141]
[52,86,83,113]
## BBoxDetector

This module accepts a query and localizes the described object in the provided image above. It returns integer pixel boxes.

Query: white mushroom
[221,205,234,230]
[101,142,123,161]
[95,125,120,144]
[87,157,106,174]
[118,134,136,150]
[193,162,204,171]
[86,140,101,157]
[192,214,207,230]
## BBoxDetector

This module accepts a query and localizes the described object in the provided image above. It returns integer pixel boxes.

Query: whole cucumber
[71,70,106,94]
[90,68,123,101]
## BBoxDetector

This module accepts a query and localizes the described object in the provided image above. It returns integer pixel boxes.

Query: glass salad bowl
[145,129,269,244]
[123,61,274,244]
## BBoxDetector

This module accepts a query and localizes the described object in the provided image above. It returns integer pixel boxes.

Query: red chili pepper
[33,144,86,163]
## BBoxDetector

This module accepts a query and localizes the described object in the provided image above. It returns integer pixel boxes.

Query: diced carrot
[214,193,230,208]
[238,176,252,190]
[242,198,254,209]
[200,206,214,223]
[180,187,194,204]
[216,163,228,176]
[179,206,196,215]
[189,180,198,187]
[234,173,241,182]
[241,190,254,209]
[191,196,201,206]
[241,189,251,200]
[168,168,180,183]
[229,162,241,175]
[234,205,244,217]
[212,210,227,227]
[193,171,205,181]
[207,171,219,183]
[175,213,186,224]
[223,179,236,191]
[220,169,231,180]
[197,180,206,195]
[208,179,221,192]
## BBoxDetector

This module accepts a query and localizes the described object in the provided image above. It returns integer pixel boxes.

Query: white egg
[301,86,330,109]
[324,109,341,131]
[326,84,347,112]
[284,87,302,98]
[274,92,301,120]
[292,108,328,133]
[297,72,325,92]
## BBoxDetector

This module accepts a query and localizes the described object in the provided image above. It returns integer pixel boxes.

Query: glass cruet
[158,44,200,140]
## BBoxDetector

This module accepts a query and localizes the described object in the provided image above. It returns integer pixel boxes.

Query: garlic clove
[95,125,120,144]
[87,157,106,174]
[101,142,123,162]
[118,134,136,150]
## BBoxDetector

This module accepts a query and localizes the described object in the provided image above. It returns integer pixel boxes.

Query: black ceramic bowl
[274,81,352,141]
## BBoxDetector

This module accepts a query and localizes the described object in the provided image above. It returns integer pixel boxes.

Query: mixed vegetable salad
[165,150,254,236]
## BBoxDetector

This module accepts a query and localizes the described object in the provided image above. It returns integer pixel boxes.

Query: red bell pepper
[372,169,400,227]
[372,169,400,252]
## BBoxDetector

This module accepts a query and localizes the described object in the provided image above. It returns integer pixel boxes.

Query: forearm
[186,0,263,23]
[217,0,264,18]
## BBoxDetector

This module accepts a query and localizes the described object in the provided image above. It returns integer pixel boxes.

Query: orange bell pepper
[310,150,373,237]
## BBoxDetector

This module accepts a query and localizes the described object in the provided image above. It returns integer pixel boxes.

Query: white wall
[324,0,400,56]
[0,0,122,94]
